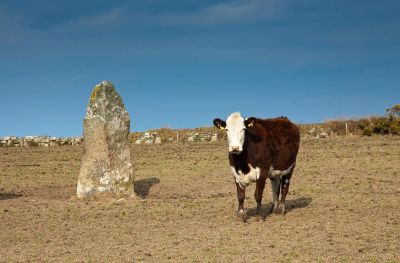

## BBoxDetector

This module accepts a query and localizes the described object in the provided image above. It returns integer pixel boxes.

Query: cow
[213,112,300,220]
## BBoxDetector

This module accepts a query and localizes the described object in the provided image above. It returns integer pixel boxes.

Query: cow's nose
[231,146,240,152]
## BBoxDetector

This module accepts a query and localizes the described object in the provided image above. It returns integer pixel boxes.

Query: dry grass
[1,136,400,262]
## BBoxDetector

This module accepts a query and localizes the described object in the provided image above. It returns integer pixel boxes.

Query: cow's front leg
[236,182,246,221]
[231,166,246,220]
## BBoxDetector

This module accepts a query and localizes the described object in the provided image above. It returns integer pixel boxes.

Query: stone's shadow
[246,197,312,221]
[134,177,160,198]
[0,193,23,200]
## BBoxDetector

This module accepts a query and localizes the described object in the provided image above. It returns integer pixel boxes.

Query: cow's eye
[225,129,228,132]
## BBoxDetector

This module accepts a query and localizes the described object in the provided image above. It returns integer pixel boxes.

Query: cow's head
[213,112,256,154]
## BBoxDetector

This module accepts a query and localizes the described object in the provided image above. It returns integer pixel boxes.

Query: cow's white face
[213,112,255,154]
[225,112,246,153]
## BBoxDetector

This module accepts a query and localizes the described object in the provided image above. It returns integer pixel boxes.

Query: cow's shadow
[246,197,312,221]
[0,193,23,200]
[134,177,160,198]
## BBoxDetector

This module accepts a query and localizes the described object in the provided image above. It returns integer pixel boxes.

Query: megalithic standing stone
[77,81,134,198]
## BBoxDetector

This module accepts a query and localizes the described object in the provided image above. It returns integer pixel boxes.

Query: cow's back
[255,117,300,170]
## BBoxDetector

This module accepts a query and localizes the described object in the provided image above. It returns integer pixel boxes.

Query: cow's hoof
[237,209,246,222]
[255,207,264,221]
[268,203,274,214]
[272,201,280,213]
[281,204,286,215]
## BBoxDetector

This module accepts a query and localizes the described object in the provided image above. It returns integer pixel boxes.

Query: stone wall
[187,132,219,142]
[0,132,222,147]
[133,131,222,144]
[0,130,225,147]
[0,125,337,147]
[134,132,162,144]
[307,128,330,138]
[0,136,83,147]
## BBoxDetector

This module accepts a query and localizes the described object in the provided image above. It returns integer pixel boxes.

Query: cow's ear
[213,118,226,130]
[245,117,256,128]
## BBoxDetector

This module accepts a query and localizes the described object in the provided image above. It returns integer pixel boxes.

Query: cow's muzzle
[230,146,241,154]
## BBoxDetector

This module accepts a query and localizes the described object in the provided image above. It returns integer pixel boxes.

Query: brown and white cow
[213,112,300,220]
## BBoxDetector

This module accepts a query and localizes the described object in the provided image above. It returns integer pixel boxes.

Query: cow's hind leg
[280,172,293,214]
[270,177,281,213]
[236,183,246,221]
[254,175,267,219]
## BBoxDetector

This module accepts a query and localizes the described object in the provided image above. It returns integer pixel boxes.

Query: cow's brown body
[229,117,300,219]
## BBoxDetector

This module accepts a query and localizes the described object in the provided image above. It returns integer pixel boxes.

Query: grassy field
[1,136,400,262]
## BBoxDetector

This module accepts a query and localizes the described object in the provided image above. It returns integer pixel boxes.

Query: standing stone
[77,81,134,198]
[155,136,162,144]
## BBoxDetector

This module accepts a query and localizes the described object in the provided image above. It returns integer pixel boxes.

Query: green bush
[357,114,399,136]
[390,119,400,135]
[358,119,372,136]
[387,104,400,119]
[370,117,391,134]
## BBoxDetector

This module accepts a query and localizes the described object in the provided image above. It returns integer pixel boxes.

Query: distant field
[1,136,400,262]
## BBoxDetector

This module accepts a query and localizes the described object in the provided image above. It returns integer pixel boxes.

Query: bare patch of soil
[1,136,400,262]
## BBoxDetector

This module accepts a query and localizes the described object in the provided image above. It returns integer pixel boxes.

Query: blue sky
[1,0,399,137]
